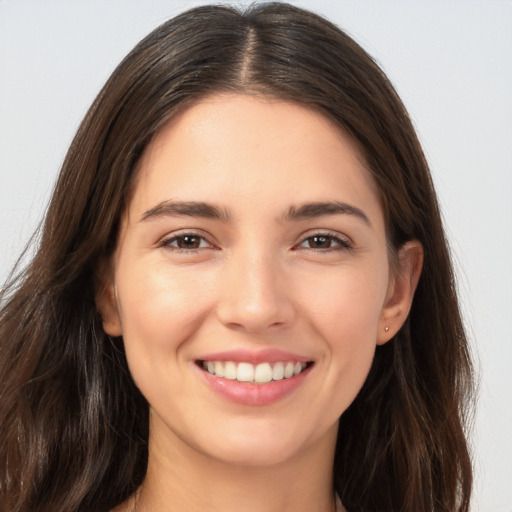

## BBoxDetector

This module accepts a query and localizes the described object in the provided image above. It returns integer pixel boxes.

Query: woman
[0,3,474,511]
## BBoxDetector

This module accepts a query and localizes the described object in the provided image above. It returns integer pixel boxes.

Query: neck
[130,414,339,512]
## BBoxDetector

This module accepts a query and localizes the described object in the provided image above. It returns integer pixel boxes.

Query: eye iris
[177,235,200,249]
[310,235,331,248]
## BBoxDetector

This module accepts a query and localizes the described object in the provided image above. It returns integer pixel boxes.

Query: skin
[100,93,422,512]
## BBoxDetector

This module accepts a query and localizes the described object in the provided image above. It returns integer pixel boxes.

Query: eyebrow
[140,200,230,222]
[140,199,370,226]
[283,201,371,226]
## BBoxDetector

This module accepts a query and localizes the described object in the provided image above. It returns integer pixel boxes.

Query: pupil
[312,236,330,248]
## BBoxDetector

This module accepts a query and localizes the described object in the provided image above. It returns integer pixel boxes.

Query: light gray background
[1,1,511,510]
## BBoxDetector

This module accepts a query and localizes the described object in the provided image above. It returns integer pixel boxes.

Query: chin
[193,418,338,468]
[203,438,307,467]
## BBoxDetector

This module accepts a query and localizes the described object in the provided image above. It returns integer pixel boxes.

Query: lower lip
[198,365,312,406]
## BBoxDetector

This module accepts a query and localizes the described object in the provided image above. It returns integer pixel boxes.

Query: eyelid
[293,230,353,251]
[156,229,352,252]
[158,229,218,251]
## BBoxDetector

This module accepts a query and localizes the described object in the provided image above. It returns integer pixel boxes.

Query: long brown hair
[0,3,474,511]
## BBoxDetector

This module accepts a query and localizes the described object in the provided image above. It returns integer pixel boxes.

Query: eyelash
[159,231,352,253]
[159,232,217,252]
[294,231,352,252]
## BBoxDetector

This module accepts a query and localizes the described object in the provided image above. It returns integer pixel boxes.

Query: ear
[95,262,123,337]
[377,240,423,345]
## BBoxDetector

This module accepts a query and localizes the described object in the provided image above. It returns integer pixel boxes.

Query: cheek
[116,260,215,363]
[296,263,387,387]
[298,263,387,338]
[322,287,382,376]
[115,260,220,418]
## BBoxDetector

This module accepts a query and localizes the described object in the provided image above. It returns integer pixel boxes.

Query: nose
[215,249,296,333]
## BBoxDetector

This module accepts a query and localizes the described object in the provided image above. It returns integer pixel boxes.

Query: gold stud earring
[385,326,389,332]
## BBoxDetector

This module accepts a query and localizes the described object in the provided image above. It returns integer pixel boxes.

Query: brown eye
[175,235,201,249]
[297,233,351,251]
[161,234,213,250]
[308,235,332,249]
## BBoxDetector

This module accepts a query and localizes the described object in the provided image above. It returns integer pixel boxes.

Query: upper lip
[197,348,312,364]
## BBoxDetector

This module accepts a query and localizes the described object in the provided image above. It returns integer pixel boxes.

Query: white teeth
[214,361,224,378]
[272,362,284,380]
[202,360,308,383]
[254,362,272,383]
[237,362,254,382]
[224,361,237,380]
[284,362,295,379]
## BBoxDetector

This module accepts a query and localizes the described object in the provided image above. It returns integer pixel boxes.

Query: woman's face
[100,93,411,467]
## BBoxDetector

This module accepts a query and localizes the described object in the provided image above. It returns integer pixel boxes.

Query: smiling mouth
[197,360,314,384]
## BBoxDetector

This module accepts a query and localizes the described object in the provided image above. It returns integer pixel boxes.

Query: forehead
[129,93,382,223]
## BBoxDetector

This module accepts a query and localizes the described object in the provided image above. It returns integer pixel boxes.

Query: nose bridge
[216,242,294,332]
